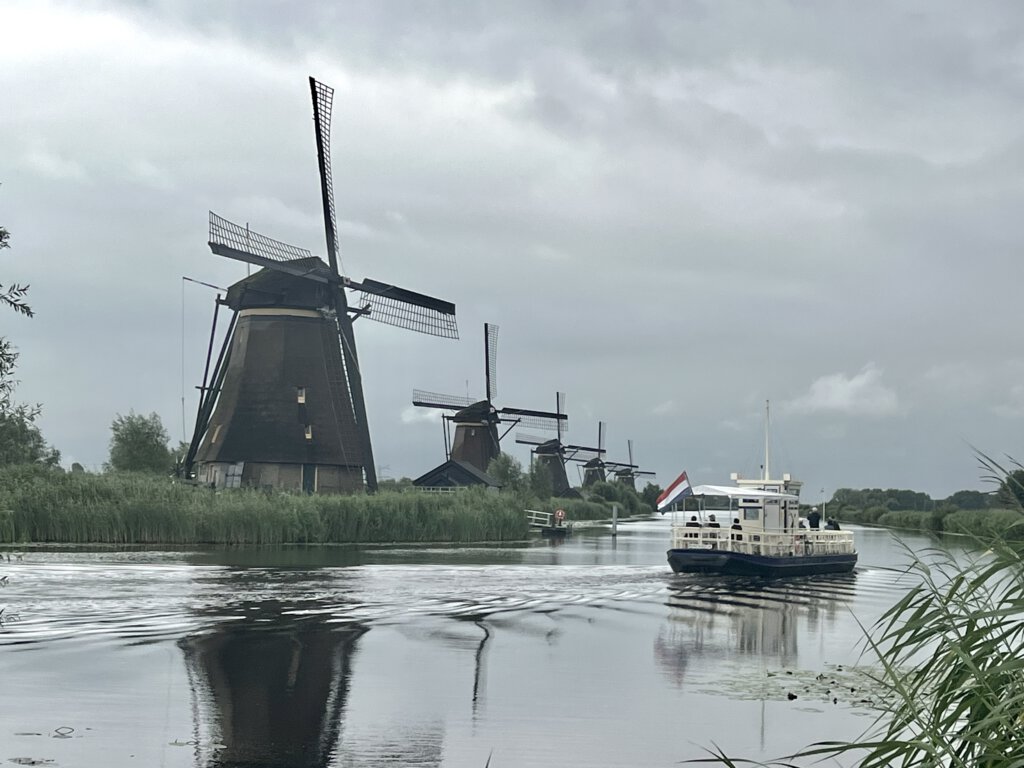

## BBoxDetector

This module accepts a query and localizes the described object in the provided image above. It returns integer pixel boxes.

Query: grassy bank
[0,465,531,545]
[834,503,1024,539]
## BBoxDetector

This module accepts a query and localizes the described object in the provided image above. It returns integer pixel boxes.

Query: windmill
[571,421,608,487]
[412,323,566,477]
[185,77,458,494]
[513,393,581,498]
[608,440,657,490]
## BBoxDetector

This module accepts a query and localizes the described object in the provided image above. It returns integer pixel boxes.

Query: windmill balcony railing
[670,526,856,557]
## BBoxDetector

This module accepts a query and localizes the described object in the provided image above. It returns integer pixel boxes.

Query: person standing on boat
[807,507,821,530]
[707,514,720,528]
[730,518,743,542]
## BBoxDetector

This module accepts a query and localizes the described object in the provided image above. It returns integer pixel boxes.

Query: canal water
[0,517,928,767]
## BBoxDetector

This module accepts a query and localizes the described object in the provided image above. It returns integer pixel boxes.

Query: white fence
[526,509,553,528]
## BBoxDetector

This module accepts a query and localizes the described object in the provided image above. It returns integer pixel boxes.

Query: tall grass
[0,465,529,545]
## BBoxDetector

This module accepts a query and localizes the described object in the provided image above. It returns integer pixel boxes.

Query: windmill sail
[412,390,477,410]
[355,279,458,338]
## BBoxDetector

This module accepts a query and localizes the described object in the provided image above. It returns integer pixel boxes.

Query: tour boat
[659,405,857,578]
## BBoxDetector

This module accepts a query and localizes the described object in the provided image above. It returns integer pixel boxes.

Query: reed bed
[0,465,529,545]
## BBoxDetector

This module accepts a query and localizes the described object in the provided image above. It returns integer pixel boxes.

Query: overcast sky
[3,0,1024,498]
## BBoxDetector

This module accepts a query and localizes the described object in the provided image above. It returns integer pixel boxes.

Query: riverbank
[835,505,1024,539]
[0,465,653,546]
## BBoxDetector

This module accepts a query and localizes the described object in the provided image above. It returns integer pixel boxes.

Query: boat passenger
[825,517,840,530]
[707,514,720,528]
[684,515,700,528]
[730,518,743,542]
[807,507,821,529]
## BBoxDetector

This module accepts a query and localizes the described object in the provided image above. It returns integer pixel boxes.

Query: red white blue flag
[657,471,693,512]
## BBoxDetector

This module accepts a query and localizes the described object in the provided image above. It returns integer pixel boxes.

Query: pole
[611,503,619,537]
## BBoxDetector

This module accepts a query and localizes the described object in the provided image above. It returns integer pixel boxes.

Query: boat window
[743,509,760,520]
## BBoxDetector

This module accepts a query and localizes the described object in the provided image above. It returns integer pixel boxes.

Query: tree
[997,468,1024,509]
[0,223,33,407]
[486,453,525,493]
[944,489,991,510]
[640,482,663,510]
[0,402,60,467]
[527,459,553,500]
[106,411,171,473]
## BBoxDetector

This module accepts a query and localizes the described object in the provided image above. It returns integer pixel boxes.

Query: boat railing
[670,525,856,557]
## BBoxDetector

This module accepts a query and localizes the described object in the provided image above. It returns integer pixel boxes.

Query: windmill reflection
[655,575,856,687]
[180,597,365,768]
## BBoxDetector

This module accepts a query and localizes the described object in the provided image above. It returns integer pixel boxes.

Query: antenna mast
[763,399,770,481]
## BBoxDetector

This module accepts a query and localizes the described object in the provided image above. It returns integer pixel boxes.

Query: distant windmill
[412,323,566,476]
[186,77,458,494]
[514,393,582,498]
[607,440,656,490]
[570,421,608,487]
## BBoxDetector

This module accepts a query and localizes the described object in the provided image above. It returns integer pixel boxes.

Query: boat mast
[763,399,770,482]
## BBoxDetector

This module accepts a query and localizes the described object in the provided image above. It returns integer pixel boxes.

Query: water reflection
[655,575,858,687]
[181,588,365,767]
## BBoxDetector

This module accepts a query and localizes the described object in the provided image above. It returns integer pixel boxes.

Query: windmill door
[302,464,317,494]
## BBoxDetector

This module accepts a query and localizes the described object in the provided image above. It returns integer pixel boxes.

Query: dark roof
[452,400,497,423]
[226,261,334,312]
[413,459,500,488]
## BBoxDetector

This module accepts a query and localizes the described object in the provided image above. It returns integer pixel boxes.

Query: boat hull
[667,548,857,578]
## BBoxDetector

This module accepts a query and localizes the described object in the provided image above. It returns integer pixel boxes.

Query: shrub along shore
[833,504,1024,540]
[0,465,653,546]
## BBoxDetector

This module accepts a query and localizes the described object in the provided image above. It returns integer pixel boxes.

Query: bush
[942,508,1024,539]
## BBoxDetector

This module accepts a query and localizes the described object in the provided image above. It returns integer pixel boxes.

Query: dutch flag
[656,470,693,512]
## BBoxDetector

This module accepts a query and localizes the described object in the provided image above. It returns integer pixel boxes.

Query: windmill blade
[498,407,567,432]
[515,433,548,447]
[485,323,498,402]
[354,278,458,338]
[309,77,342,277]
[412,389,476,411]
[604,460,638,471]
[556,392,566,442]
[564,445,602,463]
[598,421,606,453]
[628,439,635,466]
[634,470,657,478]
[208,212,333,280]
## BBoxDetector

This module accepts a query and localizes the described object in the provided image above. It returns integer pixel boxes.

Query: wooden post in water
[612,503,619,537]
